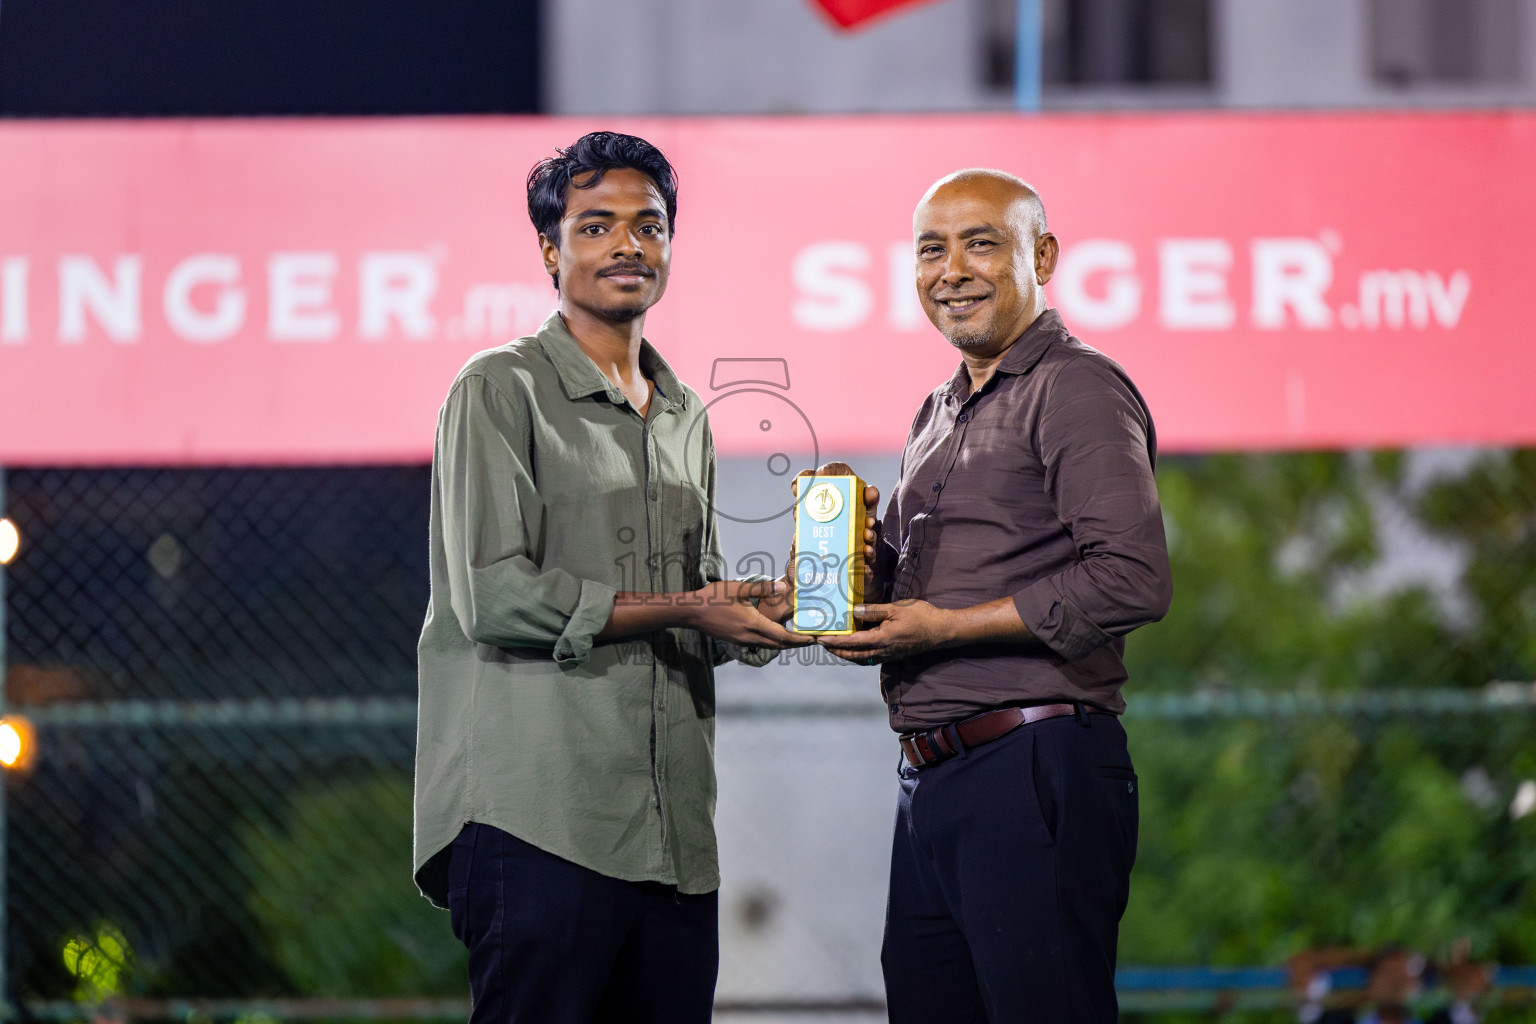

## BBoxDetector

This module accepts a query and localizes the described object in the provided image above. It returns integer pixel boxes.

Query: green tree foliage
[1130,452,1461,694]
[1120,451,1536,970]
[239,772,466,996]
[1418,449,1536,683]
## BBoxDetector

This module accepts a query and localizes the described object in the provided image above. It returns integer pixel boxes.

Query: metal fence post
[1,464,10,1016]
[1014,0,1042,112]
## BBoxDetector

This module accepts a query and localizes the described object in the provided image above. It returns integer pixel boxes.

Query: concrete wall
[545,0,1536,115]
[543,0,993,115]
[1217,0,1536,109]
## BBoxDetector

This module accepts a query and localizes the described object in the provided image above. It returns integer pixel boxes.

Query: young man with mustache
[412,132,807,1024]
[820,169,1173,1023]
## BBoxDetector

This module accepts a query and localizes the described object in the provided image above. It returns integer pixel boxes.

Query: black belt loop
[922,727,939,760]
[945,723,968,759]
[1075,702,1089,727]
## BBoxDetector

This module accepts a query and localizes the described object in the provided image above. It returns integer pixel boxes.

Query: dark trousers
[882,712,1139,1024]
[447,822,719,1024]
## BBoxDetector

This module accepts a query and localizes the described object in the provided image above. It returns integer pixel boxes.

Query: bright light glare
[0,722,22,767]
[1513,779,1536,821]
[0,518,18,564]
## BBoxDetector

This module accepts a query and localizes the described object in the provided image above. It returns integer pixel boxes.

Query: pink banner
[1,113,1532,464]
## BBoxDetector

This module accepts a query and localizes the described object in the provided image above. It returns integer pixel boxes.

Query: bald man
[819,170,1172,1022]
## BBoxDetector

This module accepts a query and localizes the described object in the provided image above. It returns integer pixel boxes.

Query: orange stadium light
[0,517,19,564]
[0,716,36,771]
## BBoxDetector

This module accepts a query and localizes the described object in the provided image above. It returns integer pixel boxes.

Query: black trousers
[882,712,1139,1024]
[447,822,719,1024]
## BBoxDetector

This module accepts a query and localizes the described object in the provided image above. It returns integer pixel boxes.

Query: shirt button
[958,412,968,423]
[648,488,658,501]
[931,483,941,492]
[889,703,900,714]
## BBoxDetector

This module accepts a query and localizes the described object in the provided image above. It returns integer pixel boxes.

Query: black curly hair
[526,132,678,291]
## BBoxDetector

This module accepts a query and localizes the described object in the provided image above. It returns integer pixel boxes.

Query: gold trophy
[792,468,867,635]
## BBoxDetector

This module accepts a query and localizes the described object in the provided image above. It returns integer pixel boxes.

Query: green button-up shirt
[413,313,769,906]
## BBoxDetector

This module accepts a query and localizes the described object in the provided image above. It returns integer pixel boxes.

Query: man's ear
[1034,233,1060,286]
[539,233,560,280]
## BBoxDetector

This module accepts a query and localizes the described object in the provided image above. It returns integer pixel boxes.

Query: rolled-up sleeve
[437,374,617,663]
[1012,358,1173,662]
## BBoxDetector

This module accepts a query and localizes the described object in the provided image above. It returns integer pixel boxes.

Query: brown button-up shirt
[877,308,1172,732]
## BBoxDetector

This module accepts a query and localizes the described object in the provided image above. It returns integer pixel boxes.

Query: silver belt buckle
[903,731,937,767]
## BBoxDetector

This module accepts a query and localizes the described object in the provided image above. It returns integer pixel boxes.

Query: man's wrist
[935,606,963,649]
[675,590,704,630]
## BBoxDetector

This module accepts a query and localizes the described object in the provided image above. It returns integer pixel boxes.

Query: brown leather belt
[899,704,1097,769]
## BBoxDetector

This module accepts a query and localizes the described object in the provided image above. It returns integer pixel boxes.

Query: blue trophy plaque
[792,472,866,635]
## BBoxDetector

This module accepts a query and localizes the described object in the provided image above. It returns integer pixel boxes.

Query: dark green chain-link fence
[2,467,438,1004]
[3,452,1536,1021]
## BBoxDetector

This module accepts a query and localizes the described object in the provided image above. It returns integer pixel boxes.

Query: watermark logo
[688,358,819,525]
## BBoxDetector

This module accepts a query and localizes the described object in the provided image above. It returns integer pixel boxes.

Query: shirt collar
[535,311,688,412]
[942,307,1067,401]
